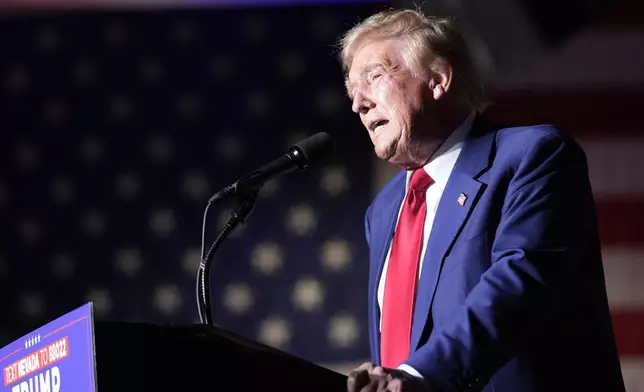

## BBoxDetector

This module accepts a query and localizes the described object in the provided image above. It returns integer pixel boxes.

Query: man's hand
[347,362,435,392]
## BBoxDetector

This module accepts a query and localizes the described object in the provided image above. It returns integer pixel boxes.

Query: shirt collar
[406,111,476,189]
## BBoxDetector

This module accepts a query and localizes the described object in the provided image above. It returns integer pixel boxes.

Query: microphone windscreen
[293,132,334,164]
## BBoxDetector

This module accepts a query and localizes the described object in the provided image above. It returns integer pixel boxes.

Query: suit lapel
[410,116,497,350]
[368,173,405,365]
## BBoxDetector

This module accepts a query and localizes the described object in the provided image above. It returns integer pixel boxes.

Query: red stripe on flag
[612,311,644,357]
[597,199,644,245]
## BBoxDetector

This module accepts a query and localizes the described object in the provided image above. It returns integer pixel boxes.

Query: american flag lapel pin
[457,193,467,206]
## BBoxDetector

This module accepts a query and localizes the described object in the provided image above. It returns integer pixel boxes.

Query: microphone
[209,132,333,203]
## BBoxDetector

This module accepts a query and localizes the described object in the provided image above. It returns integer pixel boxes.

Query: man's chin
[374,142,396,161]
[381,151,418,170]
[374,149,394,162]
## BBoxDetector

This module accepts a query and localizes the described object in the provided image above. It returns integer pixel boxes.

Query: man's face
[346,38,435,169]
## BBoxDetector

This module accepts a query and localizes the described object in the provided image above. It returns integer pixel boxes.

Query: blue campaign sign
[0,303,97,392]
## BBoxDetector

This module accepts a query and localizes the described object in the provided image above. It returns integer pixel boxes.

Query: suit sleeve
[404,132,595,391]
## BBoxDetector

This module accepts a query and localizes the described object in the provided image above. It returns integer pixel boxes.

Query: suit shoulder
[494,124,585,164]
[496,123,570,146]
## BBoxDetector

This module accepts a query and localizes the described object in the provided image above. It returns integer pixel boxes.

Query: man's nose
[351,90,375,114]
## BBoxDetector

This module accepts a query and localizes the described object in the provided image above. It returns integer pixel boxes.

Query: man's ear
[428,60,453,101]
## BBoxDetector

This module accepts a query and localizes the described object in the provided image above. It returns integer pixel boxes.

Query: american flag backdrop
[0,2,386,366]
[1,0,644,389]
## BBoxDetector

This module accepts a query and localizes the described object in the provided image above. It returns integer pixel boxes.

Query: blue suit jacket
[365,116,625,392]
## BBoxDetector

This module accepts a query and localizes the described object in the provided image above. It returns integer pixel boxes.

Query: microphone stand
[196,182,259,326]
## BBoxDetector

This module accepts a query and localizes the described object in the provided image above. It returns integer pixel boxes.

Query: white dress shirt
[377,112,475,375]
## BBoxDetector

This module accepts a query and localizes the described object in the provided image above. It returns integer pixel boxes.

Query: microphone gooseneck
[196,132,333,326]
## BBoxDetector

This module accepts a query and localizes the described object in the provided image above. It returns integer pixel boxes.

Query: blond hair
[339,8,486,111]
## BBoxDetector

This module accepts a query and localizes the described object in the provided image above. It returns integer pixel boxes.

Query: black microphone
[209,132,333,203]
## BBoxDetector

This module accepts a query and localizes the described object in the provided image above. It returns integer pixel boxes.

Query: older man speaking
[340,8,625,392]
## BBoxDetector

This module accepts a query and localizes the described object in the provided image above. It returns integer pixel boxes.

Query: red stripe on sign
[484,89,644,135]
[612,311,644,357]
[597,199,644,245]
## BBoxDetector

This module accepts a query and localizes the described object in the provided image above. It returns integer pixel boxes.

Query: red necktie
[381,168,433,368]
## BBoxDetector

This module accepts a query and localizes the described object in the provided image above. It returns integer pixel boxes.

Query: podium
[94,321,347,391]
[0,303,347,392]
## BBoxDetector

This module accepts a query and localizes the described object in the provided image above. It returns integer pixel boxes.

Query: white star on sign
[222,283,254,315]
[320,166,350,196]
[251,242,284,275]
[328,314,359,348]
[320,240,352,272]
[292,277,325,312]
[258,316,291,349]
[286,204,317,236]
[153,285,182,316]
[86,289,112,318]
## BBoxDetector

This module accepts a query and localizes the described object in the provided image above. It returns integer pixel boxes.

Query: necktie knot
[409,169,433,192]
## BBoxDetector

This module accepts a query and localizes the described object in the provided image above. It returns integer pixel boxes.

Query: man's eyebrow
[361,63,384,76]
[345,63,386,98]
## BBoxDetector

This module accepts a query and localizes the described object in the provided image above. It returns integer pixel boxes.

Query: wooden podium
[93,321,348,391]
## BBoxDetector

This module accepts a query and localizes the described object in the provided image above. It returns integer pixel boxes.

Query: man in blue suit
[339,8,625,392]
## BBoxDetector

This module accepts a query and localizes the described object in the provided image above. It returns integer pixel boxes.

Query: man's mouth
[372,120,389,133]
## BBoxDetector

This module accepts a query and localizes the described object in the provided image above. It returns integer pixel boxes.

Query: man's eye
[370,73,382,81]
